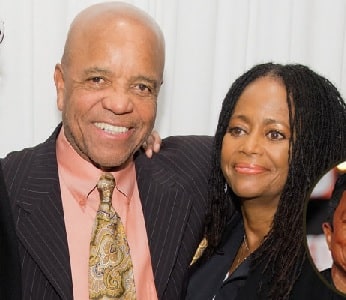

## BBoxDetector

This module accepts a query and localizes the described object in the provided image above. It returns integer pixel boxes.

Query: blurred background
[0,0,345,272]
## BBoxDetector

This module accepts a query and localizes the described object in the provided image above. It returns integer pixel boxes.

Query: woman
[185,63,346,299]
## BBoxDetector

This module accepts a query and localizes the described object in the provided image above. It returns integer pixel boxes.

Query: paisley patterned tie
[89,173,136,299]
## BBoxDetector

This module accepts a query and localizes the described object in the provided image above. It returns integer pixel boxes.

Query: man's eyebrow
[81,70,159,85]
[83,67,112,76]
[130,76,159,88]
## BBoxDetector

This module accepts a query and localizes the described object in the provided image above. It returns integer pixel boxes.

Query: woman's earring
[224,183,228,193]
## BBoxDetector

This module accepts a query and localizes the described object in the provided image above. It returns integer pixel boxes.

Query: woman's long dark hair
[204,63,346,299]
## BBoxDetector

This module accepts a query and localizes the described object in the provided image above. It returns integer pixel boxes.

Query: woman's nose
[239,133,263,155]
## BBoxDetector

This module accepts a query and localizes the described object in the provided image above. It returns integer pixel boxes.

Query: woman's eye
[228,127,246,137]
[267,130,285,140]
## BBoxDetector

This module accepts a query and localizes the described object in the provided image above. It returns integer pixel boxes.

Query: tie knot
[97,173,115,203]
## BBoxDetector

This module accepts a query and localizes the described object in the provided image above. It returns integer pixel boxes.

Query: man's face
[54,18,164,169]
[323,191,346,275]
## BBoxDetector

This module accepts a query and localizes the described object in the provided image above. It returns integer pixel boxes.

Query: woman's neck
[241,199,277,252]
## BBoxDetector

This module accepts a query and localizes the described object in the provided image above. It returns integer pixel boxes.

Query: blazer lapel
[15,128,73,299]
[136,156,193,298]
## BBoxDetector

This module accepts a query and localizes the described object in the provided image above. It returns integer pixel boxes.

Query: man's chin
[89,153,134,171]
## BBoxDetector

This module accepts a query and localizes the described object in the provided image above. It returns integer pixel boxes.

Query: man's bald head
[54,1,165,169]
[61,1,165,70]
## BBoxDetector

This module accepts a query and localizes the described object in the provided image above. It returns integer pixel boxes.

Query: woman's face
[221,76,291,205]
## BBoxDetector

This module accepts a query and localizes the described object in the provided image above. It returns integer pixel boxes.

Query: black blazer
[236,257,346,300]
[0,163,21,299]
[1,125,212,300]
[185,213,245,300]
[186,213,345,300]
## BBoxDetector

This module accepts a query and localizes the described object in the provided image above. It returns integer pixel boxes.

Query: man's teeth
[95,123,128,134]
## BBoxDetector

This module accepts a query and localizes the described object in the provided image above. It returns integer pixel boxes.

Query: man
[322,173,346,295]
[1,2,211,299]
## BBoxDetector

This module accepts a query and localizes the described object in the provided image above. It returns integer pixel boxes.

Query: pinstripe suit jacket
[0,164,22,300]
[1,125,212,300]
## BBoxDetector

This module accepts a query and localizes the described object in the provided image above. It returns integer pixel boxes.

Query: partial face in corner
[307,169,346,295]
[323,190,346,279]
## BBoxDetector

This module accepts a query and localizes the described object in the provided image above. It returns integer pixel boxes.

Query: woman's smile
[234,163,269,175]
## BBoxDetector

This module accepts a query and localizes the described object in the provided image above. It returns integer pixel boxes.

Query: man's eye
[89,76,104,83]
[132,83,155,96]
[137,84,151,92]
[267,130,285,140]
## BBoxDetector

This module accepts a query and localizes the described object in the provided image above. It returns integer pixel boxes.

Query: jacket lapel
[136,154,193,298]
[15,127,73,299]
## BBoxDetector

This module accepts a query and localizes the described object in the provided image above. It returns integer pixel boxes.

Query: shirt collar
[56,127,136,205]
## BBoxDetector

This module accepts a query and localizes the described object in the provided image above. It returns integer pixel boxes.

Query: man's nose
[101,88,134,114]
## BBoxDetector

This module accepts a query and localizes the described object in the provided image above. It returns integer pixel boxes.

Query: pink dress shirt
[56,128,157,299]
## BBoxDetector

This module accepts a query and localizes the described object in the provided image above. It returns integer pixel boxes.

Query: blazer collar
[135,153,194,298]
[15,124,73,299]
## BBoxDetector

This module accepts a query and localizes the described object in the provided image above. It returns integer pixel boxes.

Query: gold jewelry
[190,237,208,265]
[229,235,251,275]
[243,234,250,252]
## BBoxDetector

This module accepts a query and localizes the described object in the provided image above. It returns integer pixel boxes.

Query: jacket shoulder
[158,135,213,166]
[1,126,60,193]
[135,135,213,197]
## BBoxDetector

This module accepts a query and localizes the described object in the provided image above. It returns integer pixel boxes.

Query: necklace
[229,235,251,275]
[243,234,250,252]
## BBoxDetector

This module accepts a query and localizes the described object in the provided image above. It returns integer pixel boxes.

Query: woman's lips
[234,163,268,175]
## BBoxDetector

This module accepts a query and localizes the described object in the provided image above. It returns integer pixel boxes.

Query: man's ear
[54,63,65,111]
[322,222,332,251]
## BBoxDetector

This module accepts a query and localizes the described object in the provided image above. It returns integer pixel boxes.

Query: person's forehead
[335,191,346,219]
[341,190,346,205]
